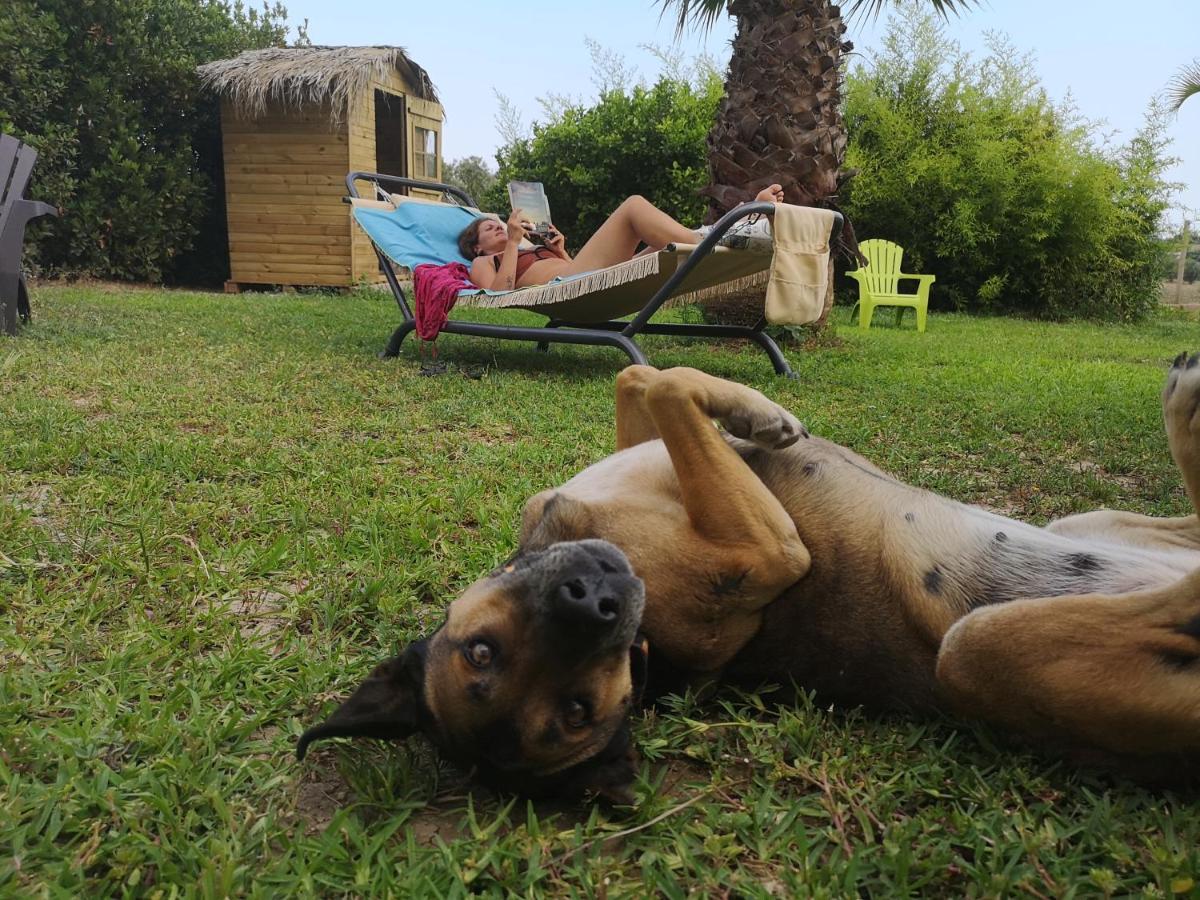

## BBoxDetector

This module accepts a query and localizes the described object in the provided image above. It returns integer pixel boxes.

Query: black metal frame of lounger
[346,172,843,376]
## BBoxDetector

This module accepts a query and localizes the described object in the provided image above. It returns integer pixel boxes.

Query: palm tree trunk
[703,0,856,325]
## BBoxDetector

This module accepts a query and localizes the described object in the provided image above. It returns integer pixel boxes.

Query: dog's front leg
[616,366,813,668]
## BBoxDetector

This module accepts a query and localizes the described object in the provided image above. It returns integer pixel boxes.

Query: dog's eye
[563,699,592,729]
[465,640,494,668]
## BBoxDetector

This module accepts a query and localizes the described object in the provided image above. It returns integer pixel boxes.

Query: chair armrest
[846,270,873,294]
[896,273,935,284]
[19,199,58,220]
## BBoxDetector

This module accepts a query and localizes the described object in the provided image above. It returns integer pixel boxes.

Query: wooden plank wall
[221,99,354,286]
[347,90,381,284]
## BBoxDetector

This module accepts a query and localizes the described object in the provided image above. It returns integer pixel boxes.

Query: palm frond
[1166,59,1200,113]
[656,0,730,37]
[845,0,981,20]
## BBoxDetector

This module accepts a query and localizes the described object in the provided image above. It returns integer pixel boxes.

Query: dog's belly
[724,437,1200,711]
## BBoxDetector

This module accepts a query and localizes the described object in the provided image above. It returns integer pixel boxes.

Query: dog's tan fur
[302,359,1200,795]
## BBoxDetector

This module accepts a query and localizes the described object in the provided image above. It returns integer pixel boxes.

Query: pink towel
[413,262,474,340]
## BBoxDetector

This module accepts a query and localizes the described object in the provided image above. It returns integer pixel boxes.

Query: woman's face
[473,218,508,256]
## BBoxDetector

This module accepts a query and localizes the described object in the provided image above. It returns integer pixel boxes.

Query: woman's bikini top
[492,246,558,282]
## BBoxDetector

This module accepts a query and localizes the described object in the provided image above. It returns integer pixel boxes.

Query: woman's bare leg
[562,196,699,275]
[560,185,785,275]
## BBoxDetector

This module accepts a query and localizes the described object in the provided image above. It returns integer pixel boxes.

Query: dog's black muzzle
[509,539,645,655]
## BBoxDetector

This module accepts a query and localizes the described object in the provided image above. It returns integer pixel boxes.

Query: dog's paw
[719,396,808,450]
[1164,352,1200,443]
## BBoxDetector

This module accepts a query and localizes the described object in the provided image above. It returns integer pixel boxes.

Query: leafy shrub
[483,74,722,251]
[840,8,1176,320]
[0,0,295,283]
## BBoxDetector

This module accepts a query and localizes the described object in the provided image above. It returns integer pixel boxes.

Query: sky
[281,0,1199,229]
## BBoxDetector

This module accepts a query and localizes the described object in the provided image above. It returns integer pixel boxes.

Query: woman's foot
[692,182,783,251]
[754,183,785,204]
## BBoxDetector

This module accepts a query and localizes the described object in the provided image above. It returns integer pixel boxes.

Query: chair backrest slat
[859,239,903,295]
[0,136,38,238]
[0,133,18,199]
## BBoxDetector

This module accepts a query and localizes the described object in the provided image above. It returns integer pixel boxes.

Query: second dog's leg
[1166,352,1200,517]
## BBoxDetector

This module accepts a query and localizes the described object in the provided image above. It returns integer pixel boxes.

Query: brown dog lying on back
[299,360,1200,801]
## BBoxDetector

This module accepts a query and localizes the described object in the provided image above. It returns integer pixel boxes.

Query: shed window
[414,126,437,179]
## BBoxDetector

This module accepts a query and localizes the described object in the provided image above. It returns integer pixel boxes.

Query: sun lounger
[346,173,842,376]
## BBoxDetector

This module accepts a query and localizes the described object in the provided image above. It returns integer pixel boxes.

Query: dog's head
[297,538,648,803]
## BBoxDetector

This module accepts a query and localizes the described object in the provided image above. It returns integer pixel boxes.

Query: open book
[508,181,553,234]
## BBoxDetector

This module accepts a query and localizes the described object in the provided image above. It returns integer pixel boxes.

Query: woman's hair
[457,217,487,260]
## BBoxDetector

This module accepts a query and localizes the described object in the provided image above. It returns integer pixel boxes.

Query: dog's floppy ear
[296,641,428,760]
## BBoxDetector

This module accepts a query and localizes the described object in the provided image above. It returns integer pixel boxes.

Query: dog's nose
[553,576,621,628]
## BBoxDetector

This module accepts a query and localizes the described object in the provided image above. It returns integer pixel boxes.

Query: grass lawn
[3,284,1200,897]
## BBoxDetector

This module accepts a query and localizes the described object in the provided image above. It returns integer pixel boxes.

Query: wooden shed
[198,46,444,290]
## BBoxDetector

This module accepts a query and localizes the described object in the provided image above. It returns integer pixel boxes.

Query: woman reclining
[457,184,785,291]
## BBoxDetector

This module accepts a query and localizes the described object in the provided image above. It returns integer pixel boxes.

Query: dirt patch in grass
[406,804,468,847]
[223,586,307,649]
[70,394,110,420]
[293,769,353,834]
[4,482,71,546]
[1072,458,1143,492]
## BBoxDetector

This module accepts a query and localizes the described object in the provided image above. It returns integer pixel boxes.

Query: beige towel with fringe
[765,203,837,325]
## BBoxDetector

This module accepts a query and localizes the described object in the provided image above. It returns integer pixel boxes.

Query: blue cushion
[353,202,481,269]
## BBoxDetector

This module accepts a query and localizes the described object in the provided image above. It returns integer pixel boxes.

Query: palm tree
[661,0,975,221]
[1167,59,1200,112]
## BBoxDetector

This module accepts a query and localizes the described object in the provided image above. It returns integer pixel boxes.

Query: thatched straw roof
[198,46,438,123]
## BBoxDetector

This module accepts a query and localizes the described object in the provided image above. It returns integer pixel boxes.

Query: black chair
[1,133,58,336]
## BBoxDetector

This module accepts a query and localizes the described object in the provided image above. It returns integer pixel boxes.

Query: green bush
[840,9,1176,320]
[483,75,722,251]
[0,0,295,283]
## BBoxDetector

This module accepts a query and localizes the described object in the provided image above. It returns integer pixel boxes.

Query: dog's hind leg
[1165,352,1200,518]
[937,355,1200,766]
[1046,354,1200,549]
[935,568,1200,763]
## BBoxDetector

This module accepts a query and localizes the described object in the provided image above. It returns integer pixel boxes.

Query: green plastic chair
[847,239,935,333]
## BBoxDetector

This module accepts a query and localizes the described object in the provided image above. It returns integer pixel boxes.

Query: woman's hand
[506,208,529,244]
[544,226,568,258]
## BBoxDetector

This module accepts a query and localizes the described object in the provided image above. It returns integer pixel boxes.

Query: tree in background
[656,0,976,226]
[443,156,497,205]
[0,1,302,283]
[840,8,1176,320]
[1167,59,1200,112]
[484,74,722,252]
